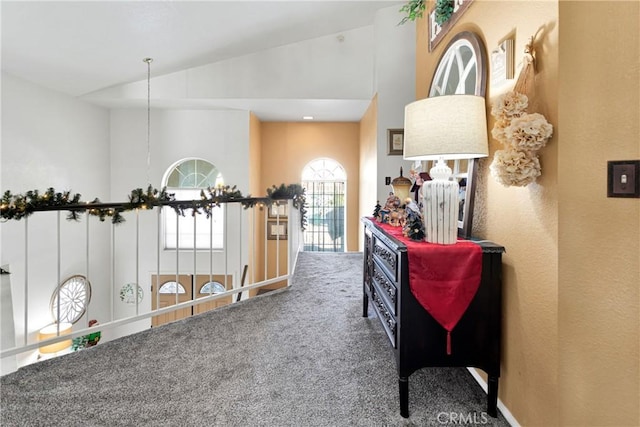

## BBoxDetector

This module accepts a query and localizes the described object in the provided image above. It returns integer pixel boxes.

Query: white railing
[0,197,303,371]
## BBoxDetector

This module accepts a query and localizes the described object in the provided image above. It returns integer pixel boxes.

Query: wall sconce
[38,322,72,354]
[403,95,488,244]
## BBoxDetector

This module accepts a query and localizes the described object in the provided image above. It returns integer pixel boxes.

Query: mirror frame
[428,31,487,239]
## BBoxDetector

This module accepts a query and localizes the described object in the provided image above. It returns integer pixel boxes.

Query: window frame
[162,158,225,251]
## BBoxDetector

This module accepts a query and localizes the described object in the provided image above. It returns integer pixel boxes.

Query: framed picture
[267,221,288,240]
[490,38,515,86]
[387,129,404,156]
[268,203,288,218]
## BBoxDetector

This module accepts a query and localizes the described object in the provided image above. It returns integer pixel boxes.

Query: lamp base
[422,178,459,245]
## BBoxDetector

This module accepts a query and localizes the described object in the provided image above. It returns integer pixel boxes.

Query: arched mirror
[428,31,487,238]
[429,31,487,98]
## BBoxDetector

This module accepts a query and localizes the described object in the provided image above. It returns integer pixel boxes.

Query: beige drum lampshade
[403,95,488,161]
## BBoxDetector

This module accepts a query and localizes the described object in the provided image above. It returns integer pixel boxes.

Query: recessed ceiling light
[303,116,314,120]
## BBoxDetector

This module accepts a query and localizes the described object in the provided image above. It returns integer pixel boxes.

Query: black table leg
[487,375,499,417]
[399,376,409,418]
[363,293,369,317]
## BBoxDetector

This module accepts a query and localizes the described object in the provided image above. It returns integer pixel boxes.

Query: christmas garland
[0,184,307,230]
[266,183,308,231]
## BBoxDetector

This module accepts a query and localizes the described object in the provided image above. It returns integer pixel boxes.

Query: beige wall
[418,3,560,422]
[417,1,639,425]
[260,122,361,252]
[359,95,378,250]
[558,2,639,425]
[248,112,263,286]
[251,121,360,293]
[249,112,262,197]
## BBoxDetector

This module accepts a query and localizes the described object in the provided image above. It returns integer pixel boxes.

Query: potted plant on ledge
[399,0,454,25]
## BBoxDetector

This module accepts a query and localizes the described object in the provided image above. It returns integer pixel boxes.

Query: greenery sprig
[266,183,307,230]
[170,185,243,218]
[398,0,425,25]
[434,0,454,25]
[398,0,454,26]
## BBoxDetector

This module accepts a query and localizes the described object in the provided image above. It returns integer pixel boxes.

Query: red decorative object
[378,222,482,354]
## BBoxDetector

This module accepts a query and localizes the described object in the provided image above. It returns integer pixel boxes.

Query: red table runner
[378,222,482,354]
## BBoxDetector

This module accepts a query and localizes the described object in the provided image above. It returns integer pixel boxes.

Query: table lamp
[38,322,72,354]
[403,95,488,244]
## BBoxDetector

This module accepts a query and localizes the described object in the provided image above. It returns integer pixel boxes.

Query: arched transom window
[166,159,223,188]
[200,281,225,294]
[301,158,347,181]
[158,281,186,294]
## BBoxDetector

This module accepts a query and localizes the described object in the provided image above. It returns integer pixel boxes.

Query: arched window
[158,281,186,294]
[163,159,224,249]
[200,281,225,294]
[301,158,346,252]
[50,275,91,324]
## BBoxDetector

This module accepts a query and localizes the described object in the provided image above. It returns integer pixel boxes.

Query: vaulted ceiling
[2,1,404,121]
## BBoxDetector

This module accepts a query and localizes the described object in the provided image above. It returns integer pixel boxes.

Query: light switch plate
[607,160,640,198]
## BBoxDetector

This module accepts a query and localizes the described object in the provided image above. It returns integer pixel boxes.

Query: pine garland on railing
[0,188,82,221]
[265,183,307,230]
[0,183,307,230]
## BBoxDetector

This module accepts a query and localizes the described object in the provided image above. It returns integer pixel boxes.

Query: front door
[151,274,234,327]
[193,274,233,315]
[151,274,192,327]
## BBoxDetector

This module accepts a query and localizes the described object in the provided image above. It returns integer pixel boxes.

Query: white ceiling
[1,0,403,121]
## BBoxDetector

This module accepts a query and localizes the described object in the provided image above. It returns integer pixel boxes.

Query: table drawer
[372,259,397,316]
[373,236,398,281]
[371,286,396,348]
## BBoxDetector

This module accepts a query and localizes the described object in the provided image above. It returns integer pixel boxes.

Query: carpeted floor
[1,252,510,426]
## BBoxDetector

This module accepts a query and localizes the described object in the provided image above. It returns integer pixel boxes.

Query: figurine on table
[409,168,430,204]
[403,197,425,241]
[384,192,401,211]
[379,192,401,224]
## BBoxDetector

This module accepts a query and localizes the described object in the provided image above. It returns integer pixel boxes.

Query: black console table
[361,217,504,418]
